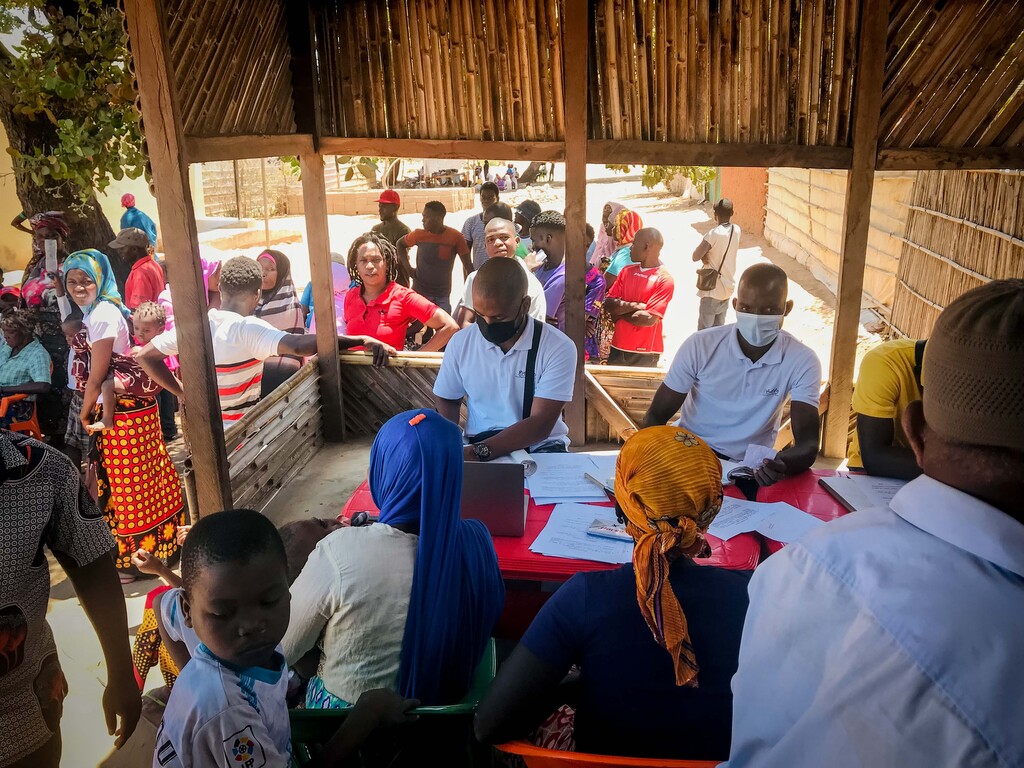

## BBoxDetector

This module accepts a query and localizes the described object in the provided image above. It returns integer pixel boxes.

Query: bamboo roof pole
[489,0,516,139]
[603,0,622,139]
[738,0,752,142]
[750,0,763,143]
[379,1,402,137]
[812,0,832,144]
[218,4,284,134]
[826,0,848,145]
[525,0,547,137]
[472,0,496,140]
[637,0,652,141]
[836,0,859,144]
[454,0,477,138]
[629,0,645,140]
[503,0,526,139]
[590,0,608,138]
[405,0,430,137]
[721,0,733,142]
[785,0,801,143]
[548,0,566,138]
[564,0,588,444]
[806,0,825,144]
[758,0,770,143]
[657,0,669,142]
[427,0,453,140]
[509,0,534,139]
[364,2,388,136]
[949,32,1024,147]
[448,0,470,139]
[796,0,814,144]
[418,0,443,138]
[387,0,409,136]
[695,0,710,143]
[824,0,888,459]
[771,0,786,142]
[123,0,232,518]
[708,0,720,143]
[664,0,677,140]
[685,0,697,142]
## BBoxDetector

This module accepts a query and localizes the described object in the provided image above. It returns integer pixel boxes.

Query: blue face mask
[735,311,783,347]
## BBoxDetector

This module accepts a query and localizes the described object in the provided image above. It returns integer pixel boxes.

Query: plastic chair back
[290,638,496,766]
[494,740,720,768]
[0,394,42,440]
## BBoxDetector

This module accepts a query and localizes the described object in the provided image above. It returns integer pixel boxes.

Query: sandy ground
[45,169,880,767]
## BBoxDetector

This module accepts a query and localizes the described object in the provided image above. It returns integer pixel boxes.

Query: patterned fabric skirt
[96,396,185,571]
[132,586,179,690]
[596,309,616,362]
[304,675,351,709]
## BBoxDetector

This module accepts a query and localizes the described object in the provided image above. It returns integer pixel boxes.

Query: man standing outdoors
[530,211,569,330]
[108,227,165,309]
[457,218,547,327]
[435,257,577,460]
[0,429,141,767]
[603,228,674,367]
[371,189,411,249]
[692,199,740,330]
[643,263,821,486]
[395,200,473,315]
[724,280,1024,768]
[462,181,500,270]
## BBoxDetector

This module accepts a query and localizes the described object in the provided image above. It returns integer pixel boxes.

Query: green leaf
[344,167,355,182]
[357,163,377,180]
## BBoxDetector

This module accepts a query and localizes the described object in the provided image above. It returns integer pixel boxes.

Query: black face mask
[476,306,526,345]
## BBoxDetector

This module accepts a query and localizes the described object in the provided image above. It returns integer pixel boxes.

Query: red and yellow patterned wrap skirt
[97,396,185,570]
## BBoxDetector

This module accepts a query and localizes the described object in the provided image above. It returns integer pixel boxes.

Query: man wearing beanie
[724,279,1024,768]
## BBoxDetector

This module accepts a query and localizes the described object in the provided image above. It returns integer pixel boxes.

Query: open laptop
[461,462,528,537]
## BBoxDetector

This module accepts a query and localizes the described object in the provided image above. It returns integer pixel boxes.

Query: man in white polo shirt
[643,263,821,486]
[435,257,577,460]
[455,217,547,328]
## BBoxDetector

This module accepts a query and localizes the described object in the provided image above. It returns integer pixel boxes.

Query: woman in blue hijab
[284,408,504,707]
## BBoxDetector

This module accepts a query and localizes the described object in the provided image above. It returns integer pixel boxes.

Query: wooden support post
[563,0,589,444]
[823,0,888,458]
[300,153,344,439]
[123,0,232,516]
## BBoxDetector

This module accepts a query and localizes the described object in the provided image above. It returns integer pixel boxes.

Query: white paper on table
[490,449,537,477]
[819,475,908,512]
[742,444,778,467]
[526,453,608,501]
[585,452,619,490]
[708,497,825,544]
[720,460,743,486]
[529,502,633,564]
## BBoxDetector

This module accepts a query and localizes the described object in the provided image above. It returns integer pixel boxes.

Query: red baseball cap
[377,189,401,205]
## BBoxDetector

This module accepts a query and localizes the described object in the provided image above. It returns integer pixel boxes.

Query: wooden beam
[319,136,566,162]
[876,146,1024,170]
[584,369,638,441]
[563,0,588,445]
[300,153,344,439]
[124,0,232,517]
[587,140,854,168]
[823,0,888,459]
[184,134,314,164]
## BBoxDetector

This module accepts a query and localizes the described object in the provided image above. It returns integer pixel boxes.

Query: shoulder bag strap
[713,224,735,276]
[523,319,544,420]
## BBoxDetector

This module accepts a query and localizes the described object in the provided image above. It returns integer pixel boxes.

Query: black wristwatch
[472,442,492,461]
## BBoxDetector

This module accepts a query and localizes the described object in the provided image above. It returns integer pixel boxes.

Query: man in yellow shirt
[847,338,925,479]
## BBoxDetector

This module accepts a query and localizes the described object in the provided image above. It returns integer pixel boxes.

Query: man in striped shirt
[139,256,393,428]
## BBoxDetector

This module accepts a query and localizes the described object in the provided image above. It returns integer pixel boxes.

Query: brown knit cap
[923,279,1024,451]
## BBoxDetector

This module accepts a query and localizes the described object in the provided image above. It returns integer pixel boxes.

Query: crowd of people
[1,185,1021,768]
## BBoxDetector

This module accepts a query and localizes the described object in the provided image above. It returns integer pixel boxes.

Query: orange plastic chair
[494,741,720,768]
[0,393,42,440]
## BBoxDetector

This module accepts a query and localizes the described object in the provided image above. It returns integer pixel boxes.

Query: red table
[339,468,845,581]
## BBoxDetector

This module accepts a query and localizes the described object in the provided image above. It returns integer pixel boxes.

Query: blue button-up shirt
[0,339,52,397]
[725,475,1024,768]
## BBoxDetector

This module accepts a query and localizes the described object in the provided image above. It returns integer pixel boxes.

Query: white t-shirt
[282,524,418,704]
[154,644,291,768]
[433,319,577,449]
[663,324,821,460]
[462,259,548,322]
[158,587,200,656]
[151,309,286,427]
[84,301,131,355]
[698,223,740,301]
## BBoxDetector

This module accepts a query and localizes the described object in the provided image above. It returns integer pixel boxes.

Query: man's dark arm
[755,401,820,486]
[278,334,396,367]
[856,414,923,480]
[466,398,566,460]
[395,236,416,282]
[0,382,50,396]
[53,551,141,748]
[602,297,643,319]
[642,384,686,427]
[137,344,184,399]
[435,395,463,426]
[692,240,711,263]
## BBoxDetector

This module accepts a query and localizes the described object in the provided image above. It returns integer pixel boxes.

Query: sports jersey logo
[223,725,267,768]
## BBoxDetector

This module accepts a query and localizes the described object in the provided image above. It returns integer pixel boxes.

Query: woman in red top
[343,233,458,352]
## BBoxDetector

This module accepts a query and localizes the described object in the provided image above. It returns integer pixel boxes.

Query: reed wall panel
[880,0,1024,149]
[164,0,296,136]
[890,170,1024,339]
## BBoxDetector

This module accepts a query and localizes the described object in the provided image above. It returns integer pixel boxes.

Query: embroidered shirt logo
[223,725,267,768]
[763,387,780,396]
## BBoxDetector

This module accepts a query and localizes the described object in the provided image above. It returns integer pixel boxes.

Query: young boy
[132,301,168,347]
[603,227,675,367]
[154,510,413,768]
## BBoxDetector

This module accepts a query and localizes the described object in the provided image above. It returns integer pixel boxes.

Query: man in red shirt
[603,227,675,367]
[108,227,165,309]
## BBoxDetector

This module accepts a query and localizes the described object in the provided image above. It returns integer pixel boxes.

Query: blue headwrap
[370,409,505,705]
[62,249,130,320]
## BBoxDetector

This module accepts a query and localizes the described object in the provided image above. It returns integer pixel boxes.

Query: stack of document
[530,502,634,564]
[707,497,825,544]
[818,475,908,513]
[527,451,618,505]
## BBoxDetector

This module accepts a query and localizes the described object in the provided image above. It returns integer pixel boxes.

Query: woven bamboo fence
[223,360,324,512]
[162,0,296,136]
[764,168,916,313]
[889,171,1024,339]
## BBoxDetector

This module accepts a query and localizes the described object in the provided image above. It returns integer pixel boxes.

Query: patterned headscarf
[29,211,70,239]
[613,209,643,247]
[616,427,724,687]
[62,249,131,319]
[591,201,626,266]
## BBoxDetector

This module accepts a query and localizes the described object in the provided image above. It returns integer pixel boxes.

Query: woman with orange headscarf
[475,427,751,760]
[602,209,644,292]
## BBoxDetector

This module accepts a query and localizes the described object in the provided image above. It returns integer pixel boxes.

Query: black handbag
[696,224,735,291]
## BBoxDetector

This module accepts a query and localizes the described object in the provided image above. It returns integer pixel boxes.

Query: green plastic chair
[290,638,497,766]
